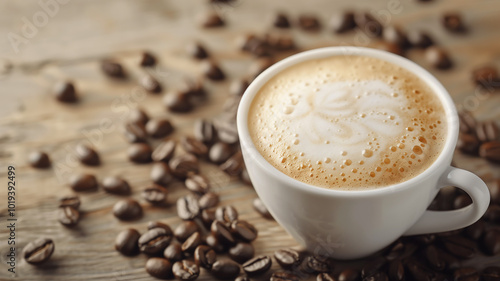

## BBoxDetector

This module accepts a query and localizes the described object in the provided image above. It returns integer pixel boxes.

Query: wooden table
[0,0,499,280]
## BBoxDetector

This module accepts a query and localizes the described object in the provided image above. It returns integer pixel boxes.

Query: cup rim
[237,46,458,197]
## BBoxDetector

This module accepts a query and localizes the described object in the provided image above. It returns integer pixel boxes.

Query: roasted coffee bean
[152,139,176,162]
[169,153,199,179]
[146,257,172,279]
[220,151,244,176]
[457,133,480,155]
[382,25,409,49]
[29,151,51,168]
[182,232,202,254]
[201,208,217,227]
[115,228,141,256]
[123,122,147,143]
[215,205,238,225]
[407,30,434,48]
[139,227,173,255]
[69,173,98,192]
[175,221,200,242]
[464,220,485,240]
[354,12,383,37]
[230,79,249,96]
[212,259,241,279]
[477,121,500,142]
[148,221,172,232]
[181,136,208,157]
[193,119,216,144]
[271,271,301,281]
[362,257,387,278]
[388,260,405,281]
[54,81,78,103]
[305,256,330,273]
[472,66,500,88]
[330,11,355,33]
[482,229,500,255]
[253,198,273,219]
[425,47,453,70]
[140,51,156,67]
[214,120,239,145]
[273,12,290,28]
[235,276,250,281]
[112,199,143,221]
[406,260,438,281]
[229,242,254,264]
[211,220,236,246]
[58,206,80,227]
[128,143,152,163]
[164,242,184,262]
[187,42,209,59]
[202,60,225,81]
[459,111,477,134]
[140,75,162,93]
[102,176,131,195]
[128,108,149,126]
[199,192,219,209]
[424,245,446,271]
[173,260,200,280]
[75,144,100,166]
[164,91,194,113]
[243,255,272,276]
[194,245,216,269]
[339,268,360,281]
[177,194,200,220]
[317,273,336,281]
[101,59,126,78]
[266,33,295,51]
[373,41,403,56]
[480,141,500,163]
[482,267,500,281]
[453,267,479,281]
[364,272,388,281]
[185,174,210,194]
[205,233,227,253]
[442,13,466,33]
[385,240,404,260]
[442,235,476,259]
[274,248,300,269]
[149,163,174,187]
[59,195,80,209]
[142,185,168,205]
[200,11,224,28]
[209,142,233,164]
[298,15,321,31]
[231,220,257,242]
[146,119,174,138]
[23,238,55,264]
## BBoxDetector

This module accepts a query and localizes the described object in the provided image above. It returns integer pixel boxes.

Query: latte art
[248,55,447,190]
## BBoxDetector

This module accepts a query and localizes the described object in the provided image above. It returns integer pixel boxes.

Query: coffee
[248,55,447,190]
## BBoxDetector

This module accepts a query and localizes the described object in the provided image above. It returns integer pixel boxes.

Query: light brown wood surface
[0,0,500,280]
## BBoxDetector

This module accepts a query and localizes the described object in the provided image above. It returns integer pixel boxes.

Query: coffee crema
[248,55,447,190]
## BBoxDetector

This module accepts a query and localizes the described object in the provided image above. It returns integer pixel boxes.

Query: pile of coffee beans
[458,111,500,163]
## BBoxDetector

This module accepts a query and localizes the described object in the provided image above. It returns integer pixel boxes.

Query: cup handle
[404,166,490,236]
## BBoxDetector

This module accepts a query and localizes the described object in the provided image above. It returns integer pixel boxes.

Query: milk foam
[248,55,447,190]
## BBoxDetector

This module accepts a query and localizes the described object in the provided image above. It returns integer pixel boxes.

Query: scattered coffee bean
[201,208,217,228]
[185,174,210,194]
[459,111,477,134]
[457,133,480,155]
[442,235,476,258]
[194,245,216,269]
[181,136,208,157]
[383,25,409,49]
[112,199,143,221]
[211,220,236,246]
[139,227,173,255]
[215,205,238,225]
[209,142,233,164]
[115,228,141,256]
[476,121,500,142]
[424,245,446,271]
[235,276,250,281]
[239,34,271,57]
[373,41,403,56]
[194,119,217,144]
[253,198,273,219]
[230,79,249,96]
[317,273,336,281]
[212,259,241,279]
[229,242,254,264]
[330,11,355,33]
[425,47,453,70]
[407,30,434,48]
[454,267,480,281]
[54,81,77,103]
[220,151,244,176]
[304,256,330,273]
[242,255,272,276]
[274,248,300,269]
[472,66,500,88]
[442,12,466,33]
[140,51,156,67]
[164,91,194,113]
[479,141,500,163]
[59,195,81,209]
[76,144,100,166]
[58,206,80,227]
[148,221,172,232]
[142,185,168,205]
[354,12,383,37]
[271,271,301,281]
[214,119,239,144]
[198,192,219,210]
[123,122,147,143]
[205,233,227,253]
[231,220,257,242]
[152,139,176,162]
[140,75,162,93]
[23,238,55,264]
[169,153,199,179]
[187,42,209,59]
[173,260,200,280]
[364,272,389,281]
[298,15,321,31]
[362,257,387,278]
[128,143,152,163]
[146,118,174,138]
[388,259,405,281]
[69,173,98,192]
[182,232,202,253]
[29,151,51,168]
[128,107,149,125]
[273,12,291,28]
[202,60,225,81]
[146,257,172,279]
[164,242,184,262]
[463,220,485,240]
[385,241,405,261]
[101,59,126,78]
[102,176,131,195]
[150,162,174,187]
[177,194,200,220]
[406,260,436,281]
[482,266,500,281]
[200,11,224,28]
[175,221,200,242]
[339,268,360,281]
[482,229,500,255]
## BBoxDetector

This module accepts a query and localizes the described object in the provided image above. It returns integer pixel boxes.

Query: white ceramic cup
[236,47,490,260]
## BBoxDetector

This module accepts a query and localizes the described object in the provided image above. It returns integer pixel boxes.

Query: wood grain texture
[0,0,500,280]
